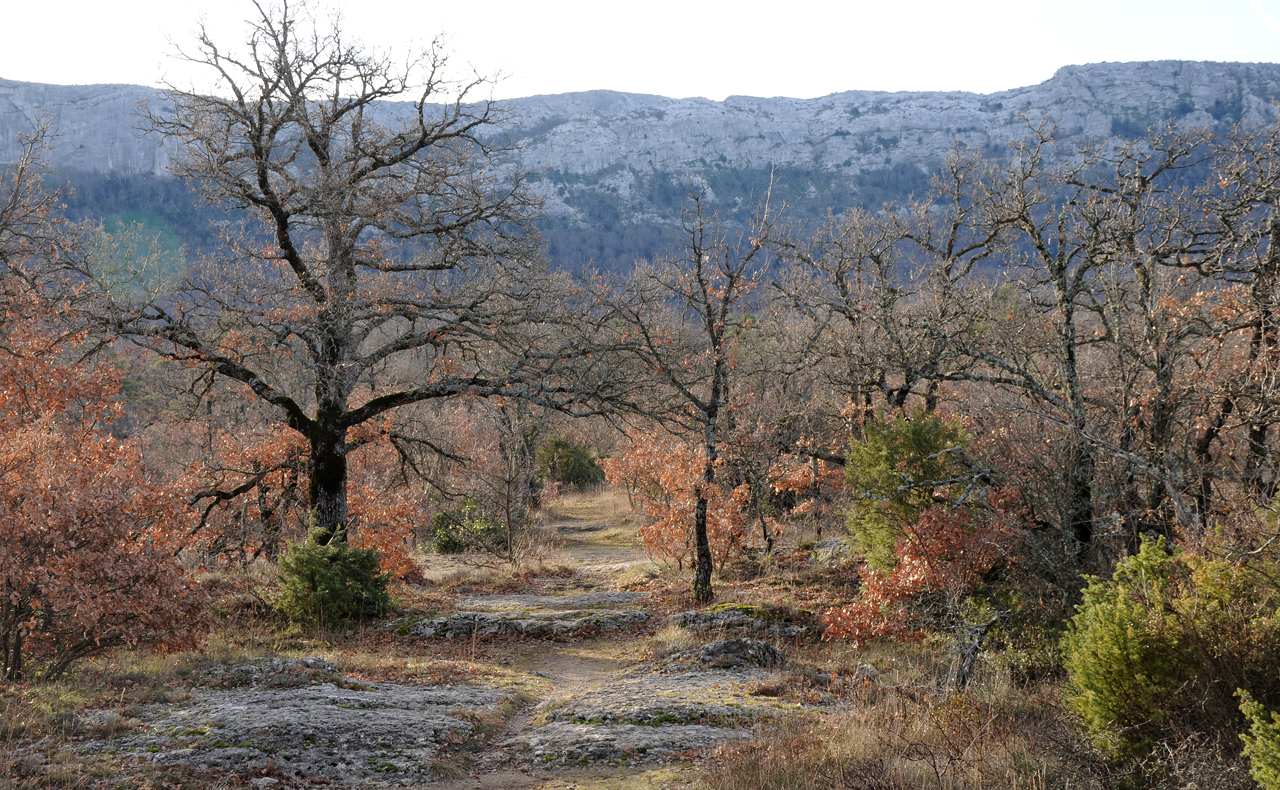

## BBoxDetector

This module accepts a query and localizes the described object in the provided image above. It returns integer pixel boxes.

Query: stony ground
[43,494,844,789]
[85,659,516,786]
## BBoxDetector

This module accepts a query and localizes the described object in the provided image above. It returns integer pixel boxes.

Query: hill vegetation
[2,8,1280,790]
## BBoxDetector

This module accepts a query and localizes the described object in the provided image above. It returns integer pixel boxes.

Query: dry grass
[647,623,701,660]
[703,679,1087,790]
[543,488,636,525]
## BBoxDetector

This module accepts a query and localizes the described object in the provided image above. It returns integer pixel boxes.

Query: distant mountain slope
[3,60,1278,269]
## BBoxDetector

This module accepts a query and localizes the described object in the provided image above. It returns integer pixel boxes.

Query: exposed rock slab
[507,639,804,765]
[391,608,650,639]
[540,667,776,727]
[694,638,787,669]
[668,604,811,640]
[509,721,749,764]
[198,656,349,689]
[457,591,645,610]
[87,675,514,786]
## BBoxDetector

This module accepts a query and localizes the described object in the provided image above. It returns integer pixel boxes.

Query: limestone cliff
[5,61,1278,267]
[4,61,1275,178]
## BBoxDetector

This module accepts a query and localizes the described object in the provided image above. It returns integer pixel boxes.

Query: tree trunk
[695,361,723,604]
[693,470,715,603]
[1067,433,1095,561]
[308,427,349,543]
[3,616,23,681]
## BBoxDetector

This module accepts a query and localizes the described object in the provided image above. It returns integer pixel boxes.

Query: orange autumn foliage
[346,437,426,583]
[179,417,425,582]
[181,420,307,562]
[602,432,750,568]
[0,303,210,680]
[823,494,1021,645]
[768,452,845,518]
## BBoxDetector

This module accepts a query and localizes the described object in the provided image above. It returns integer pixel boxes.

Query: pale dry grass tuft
[647,623,700,660]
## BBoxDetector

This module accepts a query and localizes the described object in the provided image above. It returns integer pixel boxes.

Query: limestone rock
[667,604,812,640]
[508,721,748,765]
[198,656,348,689]
[696,638,787,669]
[540,669,774,727]
[456,591,645,610]
[6,61,1278,187]
[388,608,650,639]
[85,680,516,786]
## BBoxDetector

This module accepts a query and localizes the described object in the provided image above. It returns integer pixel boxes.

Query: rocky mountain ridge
[4,60,1278,268]
[4,61,1276,177]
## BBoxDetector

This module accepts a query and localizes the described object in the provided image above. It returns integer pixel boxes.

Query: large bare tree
[78,3,612,543]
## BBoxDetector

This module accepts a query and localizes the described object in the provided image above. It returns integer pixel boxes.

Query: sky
[4,1,1280,100]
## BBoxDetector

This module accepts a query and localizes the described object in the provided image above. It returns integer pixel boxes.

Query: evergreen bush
[1062,537,1280,757]
[429,500,509,556]
[845,410,968,569]
[276,530,390,627]
[536,436,605,489]
[1239,690,1280,790]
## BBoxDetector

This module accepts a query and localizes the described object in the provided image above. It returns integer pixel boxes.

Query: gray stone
[667,606,811,640]
[84,677,514,785]
[696,639,786,669]
[508,721,748,764]
[541,669,773,727]
[7,62,1280,215]
[457,591,645,610]
[388,608,650,639]
[198,656,348,689]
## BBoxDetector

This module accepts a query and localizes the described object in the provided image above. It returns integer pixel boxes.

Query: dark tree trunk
[693,466,715,604]
[1193,394,1235,530]
[1245,422,1274,502]
[3,604,25,681]
[308,426,349,543]
[1067,434,1095,561]
[695,358,723,604]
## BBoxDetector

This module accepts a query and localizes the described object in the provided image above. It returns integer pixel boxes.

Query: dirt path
[419,494,723,789]
[428,646,643,790]
[80,491,750,790]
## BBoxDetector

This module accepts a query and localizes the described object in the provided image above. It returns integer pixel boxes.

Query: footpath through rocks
[79,497,840,787]
[385,591,652,641]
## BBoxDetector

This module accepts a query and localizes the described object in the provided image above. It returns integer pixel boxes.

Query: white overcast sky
[5,1,1280,100]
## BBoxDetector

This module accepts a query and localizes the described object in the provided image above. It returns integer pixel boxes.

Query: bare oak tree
[78,3,609,544]
[608,190,777,602]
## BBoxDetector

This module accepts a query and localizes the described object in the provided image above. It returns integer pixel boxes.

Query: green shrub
[276,530,390,627]
[1062,537,1280,757]
[536,436,605,489]
[429,500,509,555]
[845,409,967,569]
[1240,690,1280,790]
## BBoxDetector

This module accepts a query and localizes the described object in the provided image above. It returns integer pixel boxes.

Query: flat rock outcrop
[507,638,804,765]
[84,659,514,786]
[393,608,650,639]
[457,591,645,610]
[512,721,748,764]
[540,666,777,727]
[387,591,651,639]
